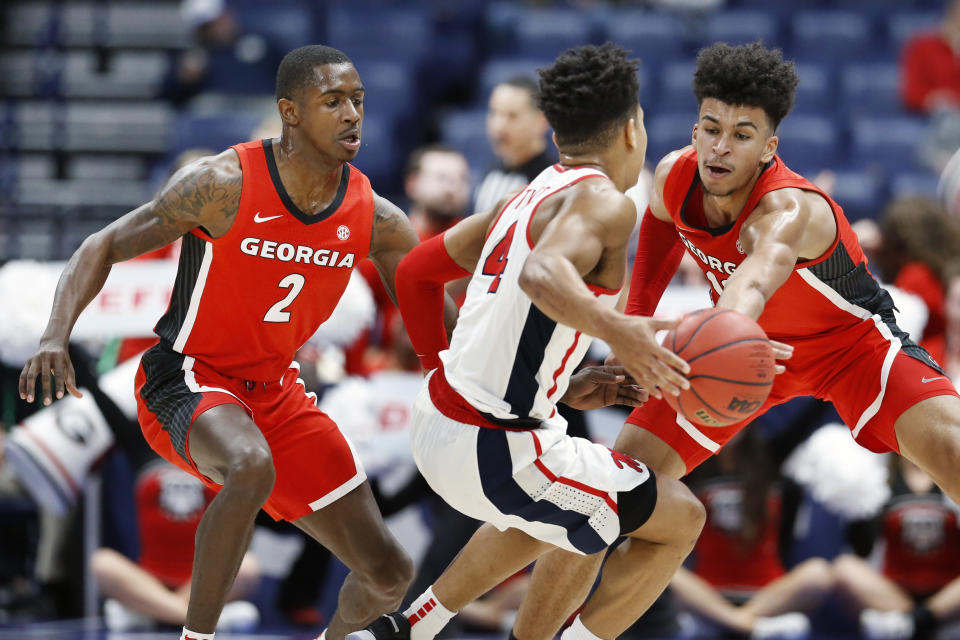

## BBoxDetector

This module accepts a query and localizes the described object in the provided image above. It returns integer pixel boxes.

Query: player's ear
[761,133,778,164]
[691,123,698,147]
[551,131,559,152]
[278,98,300,127]
[625,116,638,151]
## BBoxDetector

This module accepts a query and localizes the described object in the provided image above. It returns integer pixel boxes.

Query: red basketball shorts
[627,316,958,474]
[134,343,366,521]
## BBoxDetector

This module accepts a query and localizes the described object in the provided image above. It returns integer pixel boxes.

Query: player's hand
[769,339,793,375]
[607,316,690,399]
[561,365,649,410]
[18,342,83,406]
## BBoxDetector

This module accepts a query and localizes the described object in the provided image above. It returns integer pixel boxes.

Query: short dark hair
[536,43,639,150]
[693,41,798,131]
[405,143,461,178]
[497,75,539,101]
[276,45,352,101]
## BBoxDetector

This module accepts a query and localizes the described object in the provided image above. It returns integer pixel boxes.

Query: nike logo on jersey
[921,376,947,383]
[253,212,283,223]
[240,237,355,268]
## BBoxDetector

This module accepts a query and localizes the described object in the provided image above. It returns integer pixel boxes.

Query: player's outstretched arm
[519,180,690,397]
[18,151,241,406]
[716,188,834,321]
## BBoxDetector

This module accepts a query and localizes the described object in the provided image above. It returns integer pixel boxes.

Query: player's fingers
[603,353,621,367]
[18,360,35,401]
[769,340,794,360]
[618,386,648,406]
[648,317,681,332]
[40,355,53,405]
[587,365,627,381]
[52,357,68,400]
[65,360,83,398]
[774,363,786,375]
[653,358,688,395]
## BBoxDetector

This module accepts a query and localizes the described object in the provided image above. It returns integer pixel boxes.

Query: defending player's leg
[572,472,705,640]
[181,404,277,634]
[511,423,692,640]
[894,394,960,505]
[293,481,414,640]
[511,548,603,640]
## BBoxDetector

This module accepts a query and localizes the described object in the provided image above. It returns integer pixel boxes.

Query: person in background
[473,76,552,214]
[91,461,261,632]
[900,0,960,114]
[834,456,960,640]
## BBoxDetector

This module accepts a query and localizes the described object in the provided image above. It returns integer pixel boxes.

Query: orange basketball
[663,308,775,427]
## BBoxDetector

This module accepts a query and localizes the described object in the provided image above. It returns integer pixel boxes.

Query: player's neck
[557,151,628,191]
[701,167,763,226]
[273,132,344,214]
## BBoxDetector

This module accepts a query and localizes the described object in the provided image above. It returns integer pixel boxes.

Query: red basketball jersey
[136,463,216,587]
[882,492,960,596]
[692,479,785,592]
[662,149,887,340]
[153,139,374,381]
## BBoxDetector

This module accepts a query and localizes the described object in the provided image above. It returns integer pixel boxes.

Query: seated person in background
[672,429,831,640]
[901,0,960,114]
[921,262,960,381]
[834,456,960,640]
[91,460,260,632]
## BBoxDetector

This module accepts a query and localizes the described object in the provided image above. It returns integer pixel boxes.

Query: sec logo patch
[337,225,350,240]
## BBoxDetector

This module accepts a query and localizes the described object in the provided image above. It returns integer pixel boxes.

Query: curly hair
[276,45,352,101]
[693,42,798,131]
[877,196,960,284]
[537,43,639,150]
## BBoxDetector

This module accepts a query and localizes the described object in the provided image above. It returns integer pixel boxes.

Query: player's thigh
[623,471,704,544]
[613,424,687,479]
[189,403,273,485]
[895,394,960,490]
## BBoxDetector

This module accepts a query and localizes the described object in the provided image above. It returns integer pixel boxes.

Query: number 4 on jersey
[481,221,517,293]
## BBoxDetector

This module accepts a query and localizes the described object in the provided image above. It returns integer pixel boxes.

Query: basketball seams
[674,308,735,355]
[687,374,773,387]
[685,337,772,364]
[688,386,741,423]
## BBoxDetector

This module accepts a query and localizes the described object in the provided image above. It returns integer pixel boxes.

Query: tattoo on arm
[109,161,242,262]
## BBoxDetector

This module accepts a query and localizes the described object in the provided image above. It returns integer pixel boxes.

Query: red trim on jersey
[484,190,527,243]
[547,331,582,398]
[529,431,618,513]
[21,428,80,496]
[428,366,537,431]
[585,282,622,296]
[524,173,610,249]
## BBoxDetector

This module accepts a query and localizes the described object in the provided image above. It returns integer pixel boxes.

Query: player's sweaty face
[300,63,365,161]
[693,99,773,197]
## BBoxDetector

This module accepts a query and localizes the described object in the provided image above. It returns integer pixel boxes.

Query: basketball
[663,308,775,427]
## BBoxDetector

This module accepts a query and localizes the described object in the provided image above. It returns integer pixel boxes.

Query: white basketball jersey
[441,164,621,427]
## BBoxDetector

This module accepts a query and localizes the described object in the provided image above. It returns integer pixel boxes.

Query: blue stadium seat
[512,8,596,57]
[850,116,927,173]
[792,62,834,116]
[439,109,494,175]
[478,57,553,103]
[601,10,686,65]
[170,113,262,156]
[645,114,695,166]
[841,63,904,116]
[653,61,697,115]
[891,171,940,199]
[702,11,780,48]
[791,11,873,62]
[887,11,941,49]
[350,113,402,193]
[235,4,316,51]
[830,169,889,220]
[351,59,418,123]
[775,115,841,172]
[326,9,432,65]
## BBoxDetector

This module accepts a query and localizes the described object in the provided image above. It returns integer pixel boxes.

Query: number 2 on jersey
[264,273,305,322]
[482,221,517,293]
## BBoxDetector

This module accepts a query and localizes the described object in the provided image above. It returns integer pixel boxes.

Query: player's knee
[225,444,276,501]
[797,557,834,592]
[365,539,414,598]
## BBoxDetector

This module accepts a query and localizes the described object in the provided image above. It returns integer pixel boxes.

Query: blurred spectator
[351,145,471,375]
[91,460,260,632]
[474,76,552,214]
[834,457,960,640]
[901,0,960,114]
[874,197,960,342]
[165,0,285,103]
[673,430,830,640]
[922,262,960,379]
